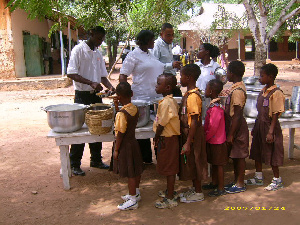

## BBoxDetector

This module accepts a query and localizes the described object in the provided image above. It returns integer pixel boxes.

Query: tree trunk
[107,41,113,70]
[254,43,267,76]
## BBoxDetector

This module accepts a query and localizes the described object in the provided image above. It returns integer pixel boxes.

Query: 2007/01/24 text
[224,207,285,211]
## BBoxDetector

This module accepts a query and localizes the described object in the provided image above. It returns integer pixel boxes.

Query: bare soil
[0,61,300,225]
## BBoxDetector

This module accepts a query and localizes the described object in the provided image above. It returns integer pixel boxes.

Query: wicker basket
[85,103,114,134]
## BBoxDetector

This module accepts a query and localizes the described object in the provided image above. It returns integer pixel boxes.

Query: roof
[178,3,246,31]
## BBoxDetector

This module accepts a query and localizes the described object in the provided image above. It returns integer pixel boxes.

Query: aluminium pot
[244,92,259,118]
[131,100,150,127]
[44,103,87,133]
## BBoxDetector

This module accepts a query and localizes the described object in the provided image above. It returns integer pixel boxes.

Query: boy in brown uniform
[153,74,180,208]
[245,64,285,191]
[179,64,207,203]
[224,61,249,194]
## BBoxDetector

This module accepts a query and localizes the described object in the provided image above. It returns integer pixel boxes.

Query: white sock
[273,177,282,182]
[129,195,137,201]
[255,172,263,179]
[136,188,140,195]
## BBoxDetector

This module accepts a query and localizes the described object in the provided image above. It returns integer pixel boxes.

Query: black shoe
[202,183,218,190]
[90,161,109,169]
[208,189,227,197]
[71,167,85,176]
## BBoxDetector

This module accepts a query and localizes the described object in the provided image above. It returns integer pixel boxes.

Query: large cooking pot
[44,103,87,133]
[244,92,259,118]
[132,100,150,127]
[243,76,259,85]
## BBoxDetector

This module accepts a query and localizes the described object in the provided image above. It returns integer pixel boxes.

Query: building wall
[0,0,16,79]
[10,9,78,78]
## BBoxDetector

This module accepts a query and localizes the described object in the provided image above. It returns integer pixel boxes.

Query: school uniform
[153,95,180,176]
[250,85,285,166]
[179,88,208,181]
[113,103,143,178]
[224,82,249,159]
[204,98,228,166]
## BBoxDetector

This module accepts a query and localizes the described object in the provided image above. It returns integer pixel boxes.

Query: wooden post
[68,21,71,61]
[59,19,65,77]
[296,41,298,59]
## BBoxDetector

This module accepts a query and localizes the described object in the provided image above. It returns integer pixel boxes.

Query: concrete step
[0,75,72,91]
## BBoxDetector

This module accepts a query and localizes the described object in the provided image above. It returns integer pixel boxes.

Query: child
[224,61,249,194]
[203,79,228,196]
[153,74,180,209]
[245,64,285,191]
[113,82,143,210]
[178,64,207,203]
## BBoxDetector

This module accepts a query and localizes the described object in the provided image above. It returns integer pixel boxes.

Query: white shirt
[67,41,108,91]
[195,59,220,91]
[120,47,164,101]
[152,37,176,75]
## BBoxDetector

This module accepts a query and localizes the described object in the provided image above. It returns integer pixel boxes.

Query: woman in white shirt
[195,43,220,92]
[119,30,164,164]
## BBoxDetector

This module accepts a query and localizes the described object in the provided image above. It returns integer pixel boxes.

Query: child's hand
[226,135,233,145]
[181,143,191,155]
[113,150,119,160]
[266,132,274,143]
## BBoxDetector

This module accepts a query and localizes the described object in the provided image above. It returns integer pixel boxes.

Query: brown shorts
[157,136,179,176]
[206,143,228,166]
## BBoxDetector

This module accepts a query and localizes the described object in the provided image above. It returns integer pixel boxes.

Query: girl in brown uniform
[224,61,249,194]
[179,64,208,203]
[113,82,143,210]
[245,64,285,191]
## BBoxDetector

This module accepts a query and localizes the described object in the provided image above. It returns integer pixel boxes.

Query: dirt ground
[1,61,300,225]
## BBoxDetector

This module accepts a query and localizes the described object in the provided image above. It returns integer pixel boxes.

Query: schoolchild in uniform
[113,82,143,210]
[245,63,285,191]
[224,61,249,194]
[153,74,181,209]
[203,79,228,196]
[178,64,208,203]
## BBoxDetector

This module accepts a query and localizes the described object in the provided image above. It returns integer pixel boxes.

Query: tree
[212,0,300,76]
[7,0,197,73]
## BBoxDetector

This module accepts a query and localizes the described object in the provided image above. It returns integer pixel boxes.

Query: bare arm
[181,114,198,155]
[113,132,125,160]
[266,113,279,143]
[67,74,103,91]
[227,105,242,144]
[101,77,115,91]
[154,124,164,147]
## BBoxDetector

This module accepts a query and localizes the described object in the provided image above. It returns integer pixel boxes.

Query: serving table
[48,117,300,190]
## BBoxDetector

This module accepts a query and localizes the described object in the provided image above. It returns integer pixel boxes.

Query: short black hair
[227,61,245,77]
[116,82,132,98]
[159,73,175,88]
[181,64,201,80]
[136,30,154,47]
[202,43,220,58]
[207,79,223,95]
[261,63,278,79]
[90,26,105,35]
[161,23,173,31]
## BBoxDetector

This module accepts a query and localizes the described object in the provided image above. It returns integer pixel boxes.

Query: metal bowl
[281,111,293,118]
[243,76,259,85]
[44,104,87,133]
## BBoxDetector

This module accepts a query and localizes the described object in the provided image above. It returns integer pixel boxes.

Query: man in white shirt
[67,26,115,176]
[152,23,181,75]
